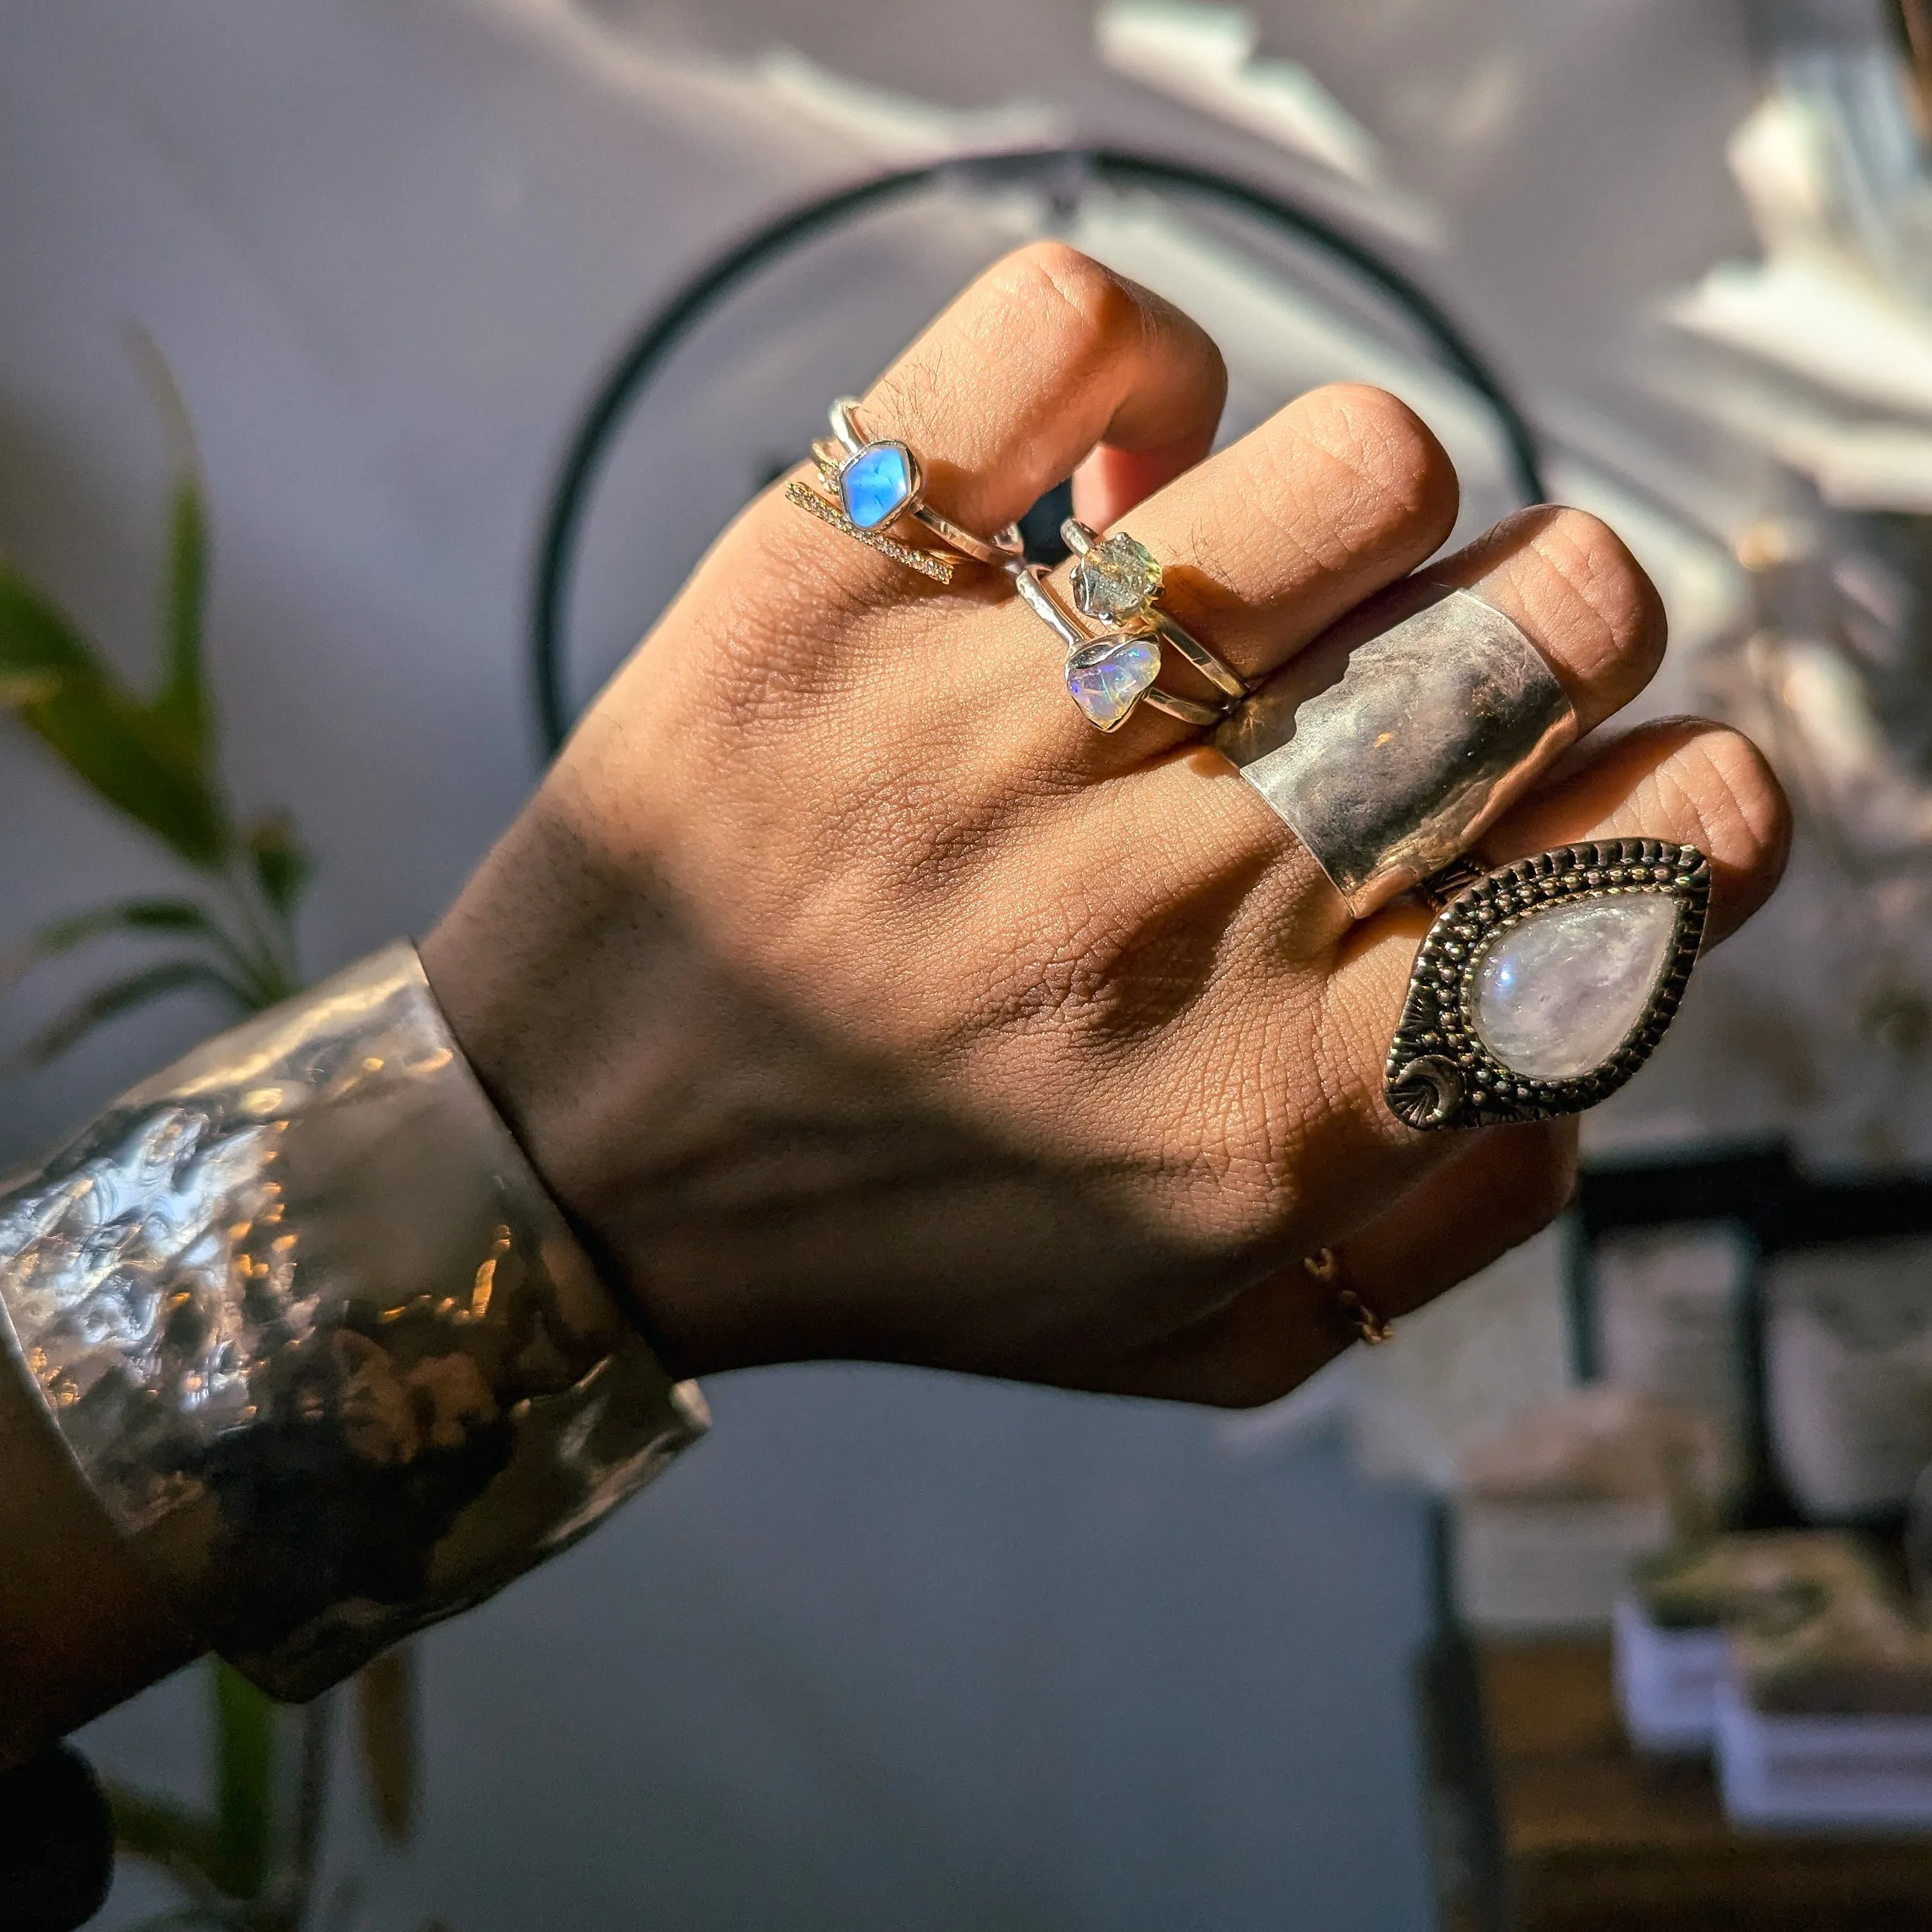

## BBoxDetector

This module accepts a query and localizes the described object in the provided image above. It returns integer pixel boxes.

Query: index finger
[842,241,1229,543]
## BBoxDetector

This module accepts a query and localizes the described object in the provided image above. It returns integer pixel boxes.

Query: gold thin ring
[1303,1247,1394,1346]
[1010,564,1236,734]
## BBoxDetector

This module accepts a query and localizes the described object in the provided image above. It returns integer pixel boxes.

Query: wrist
[0,1326,198,1765]
[421,801,764,1377]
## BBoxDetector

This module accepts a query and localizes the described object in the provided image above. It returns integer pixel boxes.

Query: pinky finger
[1100,1117,1577,1408]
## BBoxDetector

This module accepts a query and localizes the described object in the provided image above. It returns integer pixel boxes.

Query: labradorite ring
[782,398,1023,584]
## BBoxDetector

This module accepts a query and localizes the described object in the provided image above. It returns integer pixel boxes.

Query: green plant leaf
[12,957,250,1069]
[130,327,213,761]
[246,813,312,923]
[0,565,228,867]
[0,897,229,995]
[0,667,61,706]
[213,1660,277,1902]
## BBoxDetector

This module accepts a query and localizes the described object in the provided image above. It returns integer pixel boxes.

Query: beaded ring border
[783,398,1022,584]
[1384,839,1711,1133]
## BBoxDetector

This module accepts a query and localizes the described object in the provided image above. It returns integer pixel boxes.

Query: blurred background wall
[0,4,1771,1926]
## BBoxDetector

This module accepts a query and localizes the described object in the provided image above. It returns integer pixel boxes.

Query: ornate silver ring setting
[784,397,1023,585]
[1384,839,1711,1131]
[1012,524,1248,734]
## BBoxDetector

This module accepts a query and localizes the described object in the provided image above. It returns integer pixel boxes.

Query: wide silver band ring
[827,398,1024,567]
[1212,586,1578,918]
[1010,564,1233,731]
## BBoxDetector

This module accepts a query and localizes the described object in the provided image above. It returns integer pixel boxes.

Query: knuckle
[1256,383,1460,569]
[1518,507,1666,679]
[1656,726,1790,868]
[980,242,1143,376]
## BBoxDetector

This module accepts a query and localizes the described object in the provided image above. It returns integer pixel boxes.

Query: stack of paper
[1715,1685,1932,1828]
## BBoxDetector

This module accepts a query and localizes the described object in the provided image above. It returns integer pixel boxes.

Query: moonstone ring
[1011,524,1248,734]
[1384,840,1711,1130]
[1009,563,1240,732]
[782,398,1023,584]
[1061,519,1251,713]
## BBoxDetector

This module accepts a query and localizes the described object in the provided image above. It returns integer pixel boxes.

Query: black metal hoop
[531,146,1548,756]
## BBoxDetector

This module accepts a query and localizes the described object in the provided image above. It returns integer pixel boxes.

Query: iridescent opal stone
[839,443,916,530]
[1071,532,1162,624]
[1472,896,1678,1080]
[1065,634,1160,730]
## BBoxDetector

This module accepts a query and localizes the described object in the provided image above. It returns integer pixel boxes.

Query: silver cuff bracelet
[1212,586,1577,918]
[0,942,708,1702]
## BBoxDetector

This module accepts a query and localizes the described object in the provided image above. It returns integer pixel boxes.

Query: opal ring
[1010,564,1239,732]
[1383,839,1711,1131]
[1061,520,1250,706]
[1213,585,1577,919]
[783,398,1023,585]
[1011,524,1248,734]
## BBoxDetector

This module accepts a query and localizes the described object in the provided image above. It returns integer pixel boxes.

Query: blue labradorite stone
[1065,634,1160,730]
[839,442,916,530]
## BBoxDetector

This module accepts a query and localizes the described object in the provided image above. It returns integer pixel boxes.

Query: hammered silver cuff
[0,942,708,1702]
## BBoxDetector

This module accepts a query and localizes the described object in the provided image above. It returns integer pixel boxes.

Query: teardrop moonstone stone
[1472,895,1680,1081]
[839,443,916,530]
[1065,634,1160,730]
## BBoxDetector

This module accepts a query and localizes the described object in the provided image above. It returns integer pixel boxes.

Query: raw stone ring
[1383,839,1711,1131]
[782,397,1023,585]
[1009,522,1248,734]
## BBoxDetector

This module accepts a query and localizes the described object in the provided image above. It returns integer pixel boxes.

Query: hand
[423,244,1788,1404]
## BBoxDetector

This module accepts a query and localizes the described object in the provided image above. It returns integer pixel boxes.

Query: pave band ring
[1213,586,1577,919]
[1384,839,1711,1131]
[1011,564,1240,732]
[784,398,1023,584]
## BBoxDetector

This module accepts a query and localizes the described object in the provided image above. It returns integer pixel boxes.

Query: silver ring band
[1212,586,1577,918]
[1059,519,1249,701]
[830,399,1023,566]
[1011,565,1229,730]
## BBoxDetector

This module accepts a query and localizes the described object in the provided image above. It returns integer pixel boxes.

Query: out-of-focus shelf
[1419,1634,1932,1931]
